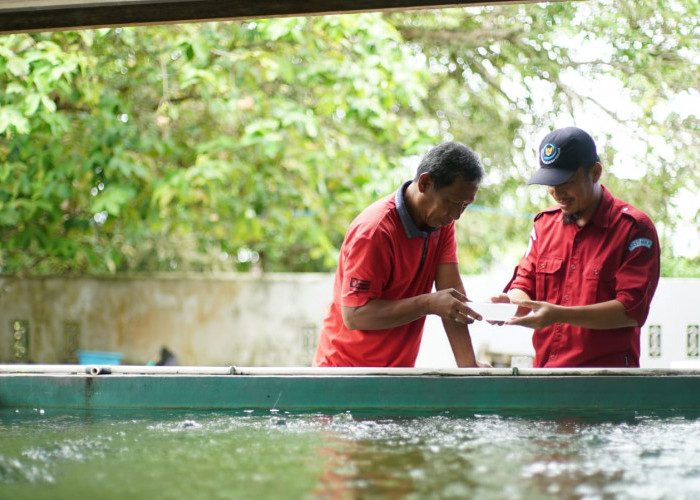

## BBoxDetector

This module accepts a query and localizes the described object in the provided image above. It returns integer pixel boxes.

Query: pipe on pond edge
[87,365,111,375]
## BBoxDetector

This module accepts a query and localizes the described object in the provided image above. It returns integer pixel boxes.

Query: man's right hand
[432,288,482,324]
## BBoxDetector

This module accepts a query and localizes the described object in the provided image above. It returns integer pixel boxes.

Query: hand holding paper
[467,302,518,322]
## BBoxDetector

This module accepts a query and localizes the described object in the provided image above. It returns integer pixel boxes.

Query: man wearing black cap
[497,126,660,367]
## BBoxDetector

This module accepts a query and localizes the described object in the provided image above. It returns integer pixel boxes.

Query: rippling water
[1,408,699,499]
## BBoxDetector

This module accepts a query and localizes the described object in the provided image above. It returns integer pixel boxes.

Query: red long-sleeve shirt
[507,186,660,367]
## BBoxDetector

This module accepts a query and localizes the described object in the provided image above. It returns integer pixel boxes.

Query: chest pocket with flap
[535,257,563,302]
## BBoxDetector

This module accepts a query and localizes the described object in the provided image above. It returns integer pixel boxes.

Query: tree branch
[398,27,524,44]
[469,57,517,106]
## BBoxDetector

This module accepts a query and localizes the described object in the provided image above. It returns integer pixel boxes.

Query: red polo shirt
[507,186,660,367]
[313,182,458,367]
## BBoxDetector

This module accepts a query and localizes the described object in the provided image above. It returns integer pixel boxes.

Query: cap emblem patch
[540,143,559,165]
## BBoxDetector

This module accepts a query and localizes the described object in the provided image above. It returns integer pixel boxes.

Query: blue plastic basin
[77,350,123,365]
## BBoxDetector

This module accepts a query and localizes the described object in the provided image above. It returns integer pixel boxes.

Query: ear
[591,162,603,183]
[417,172,433,193]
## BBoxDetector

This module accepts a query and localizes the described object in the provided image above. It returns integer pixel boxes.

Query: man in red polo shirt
[313,142,489,367]
[497,127,660,367]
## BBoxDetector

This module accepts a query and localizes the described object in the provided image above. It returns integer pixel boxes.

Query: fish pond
[1,408,699,499]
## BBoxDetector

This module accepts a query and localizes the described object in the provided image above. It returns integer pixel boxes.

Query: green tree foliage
[386,0,700,274]
[0,17,438,273]
[0,1,698,276]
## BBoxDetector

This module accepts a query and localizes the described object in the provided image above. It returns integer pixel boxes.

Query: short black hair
[414,142,484,190]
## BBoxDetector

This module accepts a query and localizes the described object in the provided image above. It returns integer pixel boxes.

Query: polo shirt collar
[395,180,436,238]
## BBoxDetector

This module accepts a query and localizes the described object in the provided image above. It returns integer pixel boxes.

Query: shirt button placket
[553,230,581,361]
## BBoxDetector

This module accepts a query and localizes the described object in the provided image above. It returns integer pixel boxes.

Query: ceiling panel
[0,0,532,34]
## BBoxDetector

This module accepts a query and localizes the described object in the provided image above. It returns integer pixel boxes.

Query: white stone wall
[0,273,332,366]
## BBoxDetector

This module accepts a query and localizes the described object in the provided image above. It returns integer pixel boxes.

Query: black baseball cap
[527,127,600,186]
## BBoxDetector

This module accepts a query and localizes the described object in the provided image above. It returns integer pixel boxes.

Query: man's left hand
[506,299,559,329]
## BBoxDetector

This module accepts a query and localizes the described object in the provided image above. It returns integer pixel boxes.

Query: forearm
[549,300,638,329]
[342,295,433,331]
[434,262,477,366]
[443,321,478,367]
[508,297,638,330]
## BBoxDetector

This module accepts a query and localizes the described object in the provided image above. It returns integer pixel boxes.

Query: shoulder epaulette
[619,204,652,226]
[533,206,560,222]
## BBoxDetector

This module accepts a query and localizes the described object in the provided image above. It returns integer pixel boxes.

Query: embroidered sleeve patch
[349,277,371,292]
[628,238,653,251]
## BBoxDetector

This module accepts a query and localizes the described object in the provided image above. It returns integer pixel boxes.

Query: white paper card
[467,302,518,322]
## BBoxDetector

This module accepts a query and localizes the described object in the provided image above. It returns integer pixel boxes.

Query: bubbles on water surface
[1,409,700,498]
